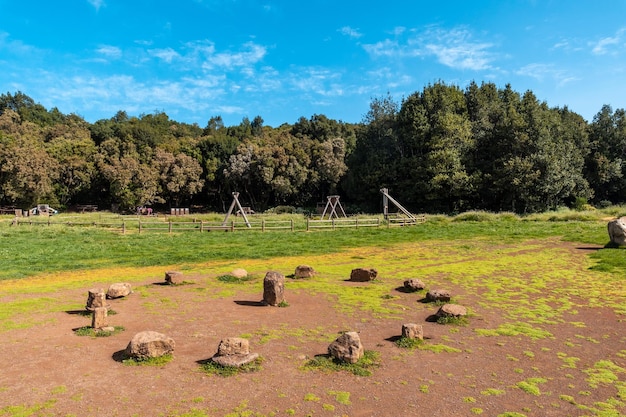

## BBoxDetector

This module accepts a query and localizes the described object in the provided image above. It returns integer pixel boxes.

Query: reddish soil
[0,241,625,417]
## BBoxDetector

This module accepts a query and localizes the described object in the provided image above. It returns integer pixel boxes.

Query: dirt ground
[0,241,625,417]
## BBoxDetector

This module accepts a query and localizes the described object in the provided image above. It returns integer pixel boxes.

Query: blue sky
[1,1,625,127]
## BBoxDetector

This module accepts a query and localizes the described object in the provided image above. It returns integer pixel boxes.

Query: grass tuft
[303,350,381,376]
[74,325,124,337]
[122,353,173,366]
[199,357,263,377]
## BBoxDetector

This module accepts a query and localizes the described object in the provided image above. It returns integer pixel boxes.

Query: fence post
[306,218,310,231]
[262,219,265,232]
[122,222,126,234]
[377,218,380,228]
[291,219,294,232]
[231,221,235,232]
[200,220,203,232]
[138,219,142,234]
[168,221,172,233]
[355,217,359,229]
[332,218,335,230]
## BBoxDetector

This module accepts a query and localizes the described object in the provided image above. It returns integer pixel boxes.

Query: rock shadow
[234,300,266,307]
[395,286,423,294]
[65,309,90,316]
[112,349,129,363]
[425,314,439,323]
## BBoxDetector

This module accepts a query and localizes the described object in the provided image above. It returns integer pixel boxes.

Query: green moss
[303,350,381,377]
[199,357,263,377]
[122,353,173,366]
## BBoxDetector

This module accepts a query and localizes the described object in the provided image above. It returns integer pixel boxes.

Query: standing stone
[107,283,132,299]
[86,288,108,311]
[125,331,175,360]
[401,323,423,340]
[294,265,315,279]
[349,268,378,282]
[328,332,364,364]
[426,289,451,302]
[608,217,626,246]
[92,307,108,329]
[263,271,285,306]
[165,271,183,285]
[403,279,426,292]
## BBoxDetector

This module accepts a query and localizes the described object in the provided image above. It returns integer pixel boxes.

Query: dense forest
[1,81,625,215]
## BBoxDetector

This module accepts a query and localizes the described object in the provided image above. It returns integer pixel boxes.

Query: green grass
[122,353,173,366]
[74,325,125,337]
[303,350,381,376]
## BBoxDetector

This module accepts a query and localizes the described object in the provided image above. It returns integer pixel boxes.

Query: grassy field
[1,208,626,416]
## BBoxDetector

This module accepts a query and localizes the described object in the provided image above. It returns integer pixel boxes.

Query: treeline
[0,82,625,214]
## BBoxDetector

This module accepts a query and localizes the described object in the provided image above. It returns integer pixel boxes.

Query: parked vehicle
[29,204,58,216]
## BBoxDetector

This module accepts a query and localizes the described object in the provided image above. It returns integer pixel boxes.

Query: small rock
[165,271,183,285]
[107,282,132,299]
[231,268,248,279]
[86,288,109,311]
[212,353,259,367]
[426,289,451,302]
[401,323,423,340]
[125,331,175,360]
[328,331,364,364]
[436,303,467,318]
[217,337,250,356]
[349,268,377,282]
[294,265,315,279]
[403,279,425,292]
[263,271,285,306]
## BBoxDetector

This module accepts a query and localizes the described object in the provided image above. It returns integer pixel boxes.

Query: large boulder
[328,331,364,364]
[165,271,184,285]
[608,217,626,246]
[263,271,285,306]
[401,323,423,340]
[349,268,377,282]
[436,304,467,318]
[211,337,258,367]
[125,331,175,360]
[107,283,132,299]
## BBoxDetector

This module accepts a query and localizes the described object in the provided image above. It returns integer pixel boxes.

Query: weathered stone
[401,323,423,340]
[125,331,175,360]
[436,304,467,318]
[608,217,626,246]
[426,289,451,302]
[107,282,132,299]
[294,265,315,279]
[349,268,377,282]
[263,271,285,306]
[217,337,250,356]
[212,353,259,367]
[165,271,183,285]
[328,331,364,364]
[403,279,425,292]
[86,288,109,311]
[100,326,116,333]
[91,307,108,329]
[231,268,248,279]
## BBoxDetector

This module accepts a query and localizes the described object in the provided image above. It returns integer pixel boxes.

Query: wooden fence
[11,215,424,234]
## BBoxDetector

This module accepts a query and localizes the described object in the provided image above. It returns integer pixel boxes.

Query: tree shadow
[234,300,266,307]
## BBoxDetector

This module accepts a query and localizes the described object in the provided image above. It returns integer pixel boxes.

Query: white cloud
[206,42,266,69]
[87,0,105,11]
[516,63,579,87]
[338,26,363,39]
[148,48,180,63]
[363,26,496,71]
[96,45,122,59]
[591,28,626,55]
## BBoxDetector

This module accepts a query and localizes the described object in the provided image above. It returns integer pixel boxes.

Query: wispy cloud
[516,63,579,87]
[96,45,122,59]
[591,28,626,55]
[87,0,105,12]
[148,48,180,63]
[338,26,363,39]
[363,26,496,71]
[204,41,267,69]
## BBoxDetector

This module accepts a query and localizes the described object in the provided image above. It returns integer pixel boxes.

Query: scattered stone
[165,271,183,285]
[86,288,110,311]
[349,268,378,282]
[99,326,116,333]
[436,304,467,318]
[403,279,425,292]
[401,323,423,340]
[231,268,248,279]
[91,306,108,329]
[107,282,132,299]
[294,265,315,279]
[426,289,451,302]
[328,331,364,364]
[211,337,258,367]
[263,271,285,306]
[608,217,626,246]
[217,337,250,356]
[125,331,175,360]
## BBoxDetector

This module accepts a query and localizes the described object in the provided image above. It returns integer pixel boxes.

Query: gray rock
[231,268,248,279]
[165,271,183,285]
[263,271,285,306]
[401,323,423,340]
[436,303,467,318]
[328,331,364,364]
[86,288,110,311]
[426,289,451,302]
[217,337,250,356]
[212,353,259,367]
[91,307,108,329]
[608,217,626,246]
[125,331,175,360]
[294,265,315,279]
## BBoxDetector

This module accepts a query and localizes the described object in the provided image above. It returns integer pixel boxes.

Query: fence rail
[11,215,424,233]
